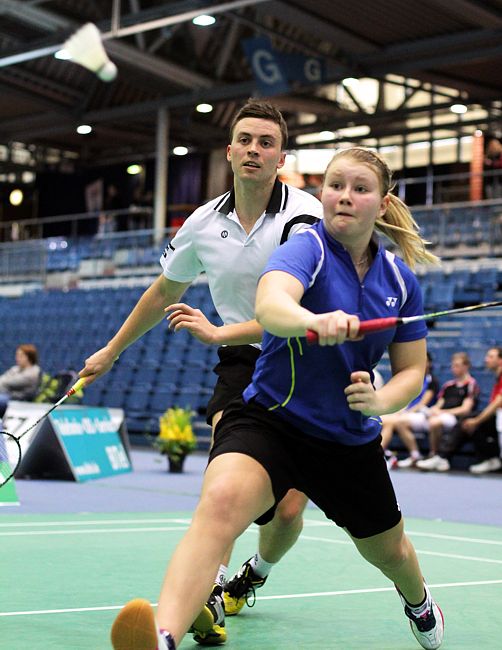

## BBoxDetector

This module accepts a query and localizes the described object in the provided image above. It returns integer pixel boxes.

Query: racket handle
[306,317,400,344]
[67,377,86,395]
[358,317,399,334]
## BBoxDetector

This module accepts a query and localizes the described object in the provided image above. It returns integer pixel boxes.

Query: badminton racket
[306,300,502,344]
[0,378,86,488]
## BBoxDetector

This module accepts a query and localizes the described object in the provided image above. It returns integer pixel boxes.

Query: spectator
[408,352,479,472]
[302,173,323,199]
[98,183,123,234]
[381,352,439,468]
[128,186,153,231]
[460,347,502,474]
[484,135,502,199]
[0,344,41,417]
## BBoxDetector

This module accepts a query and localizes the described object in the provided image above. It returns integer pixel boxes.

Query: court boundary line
[2,515,502,542]
[0,517,193,527]
[2,579,502,618]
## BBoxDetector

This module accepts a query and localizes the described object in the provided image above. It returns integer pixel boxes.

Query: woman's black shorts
[209,398,402,539]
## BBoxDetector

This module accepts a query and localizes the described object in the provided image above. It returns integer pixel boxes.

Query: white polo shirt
[160,179,322,327]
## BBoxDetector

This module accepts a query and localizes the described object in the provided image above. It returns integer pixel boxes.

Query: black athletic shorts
[205,345,261,424]
[209,398,402,538]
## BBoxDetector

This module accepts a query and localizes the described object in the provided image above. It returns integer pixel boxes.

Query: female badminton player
[111,147,444,650]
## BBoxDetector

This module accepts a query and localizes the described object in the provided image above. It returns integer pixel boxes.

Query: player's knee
[275,495,306,528]
[199,480,240,524]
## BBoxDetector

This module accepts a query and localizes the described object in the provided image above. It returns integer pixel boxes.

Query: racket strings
[0,430,22,487]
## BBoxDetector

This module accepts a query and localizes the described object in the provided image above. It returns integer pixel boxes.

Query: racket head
[0,430,22,488]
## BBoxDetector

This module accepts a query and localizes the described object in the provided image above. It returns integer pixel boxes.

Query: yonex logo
[221,230,229,238]
[386,296,398,307]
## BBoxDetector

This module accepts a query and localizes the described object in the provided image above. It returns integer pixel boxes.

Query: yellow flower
[154,406,197,460]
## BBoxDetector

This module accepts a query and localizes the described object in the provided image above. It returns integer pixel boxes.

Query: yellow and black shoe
[191,585,227,646]
[223,558,268,616]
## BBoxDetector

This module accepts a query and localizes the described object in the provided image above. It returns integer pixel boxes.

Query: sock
[404,587,431,617]
[214,564,228,588]
[249,552,275,578]
[159,629,176,650]
[410,450,421,460]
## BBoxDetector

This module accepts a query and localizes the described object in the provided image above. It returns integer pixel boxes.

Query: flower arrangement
[154,406,197,466]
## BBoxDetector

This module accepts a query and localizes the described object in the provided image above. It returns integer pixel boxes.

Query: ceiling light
[127,164,143,175]
[296,131,335,145]
[192,15,216,26]
[76,124,92,134]
[342,77,359,88]
[450,103,467,114]
[22,171,35,183]
[173,146,188,156]
[196,103,213,113]
[9,189,23,206]
[337,125,370,138]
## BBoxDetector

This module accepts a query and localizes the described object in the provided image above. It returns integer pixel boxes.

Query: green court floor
[1,510,501,649]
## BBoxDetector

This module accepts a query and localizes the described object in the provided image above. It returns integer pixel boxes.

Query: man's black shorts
[209,398,402,539]
[205,345,260,424]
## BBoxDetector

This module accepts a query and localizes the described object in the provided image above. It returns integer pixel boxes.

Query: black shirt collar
[215,178,286,216]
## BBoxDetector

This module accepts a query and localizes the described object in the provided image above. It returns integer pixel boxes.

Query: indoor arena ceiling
[1,0,502,168]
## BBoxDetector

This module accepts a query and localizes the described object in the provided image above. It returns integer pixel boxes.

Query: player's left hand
[344,371,381,415]
[165,303,218,344]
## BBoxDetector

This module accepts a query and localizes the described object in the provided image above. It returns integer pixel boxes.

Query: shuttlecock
[61,23,117,82]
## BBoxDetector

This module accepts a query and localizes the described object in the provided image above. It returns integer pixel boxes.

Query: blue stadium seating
[0,218,500,449]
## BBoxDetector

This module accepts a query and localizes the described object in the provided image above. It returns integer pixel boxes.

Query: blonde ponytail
[375,194,440,269]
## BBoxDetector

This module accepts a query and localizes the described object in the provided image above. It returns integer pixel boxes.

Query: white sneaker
[397,455,422,469]
[469,457,502,475]
[416,455,450,472]
[398,584,444,649]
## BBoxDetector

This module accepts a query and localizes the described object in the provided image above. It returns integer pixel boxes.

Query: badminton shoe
[223,558,268,616]
[397,584,444,649]
[190,584,227,645]
[110,598,176,650]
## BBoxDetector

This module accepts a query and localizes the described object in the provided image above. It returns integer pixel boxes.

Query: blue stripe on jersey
[244,221,427,446]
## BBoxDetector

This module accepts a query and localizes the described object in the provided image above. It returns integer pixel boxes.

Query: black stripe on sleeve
[280,215,320,245]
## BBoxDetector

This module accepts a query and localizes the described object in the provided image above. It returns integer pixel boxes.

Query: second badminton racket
[0,377,86,488]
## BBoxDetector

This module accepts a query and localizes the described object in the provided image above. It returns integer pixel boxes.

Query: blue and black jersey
[244,220,427,446]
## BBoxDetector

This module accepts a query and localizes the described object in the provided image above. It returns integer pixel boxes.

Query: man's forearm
[213,320,263,346]
[474,397,502,425]
[107,276,184,357]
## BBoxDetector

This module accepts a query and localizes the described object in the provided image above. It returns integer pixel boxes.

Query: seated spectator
[404,352,479,472]
[381,352,439,468]
[0,344,41,417]
[458,347,502,475]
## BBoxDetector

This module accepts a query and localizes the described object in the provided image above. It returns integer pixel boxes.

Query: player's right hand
[307,310,361,346]
[78,346,117,385]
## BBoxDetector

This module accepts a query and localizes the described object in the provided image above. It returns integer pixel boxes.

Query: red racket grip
[306,317,399,344]
[358,317,399,333]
